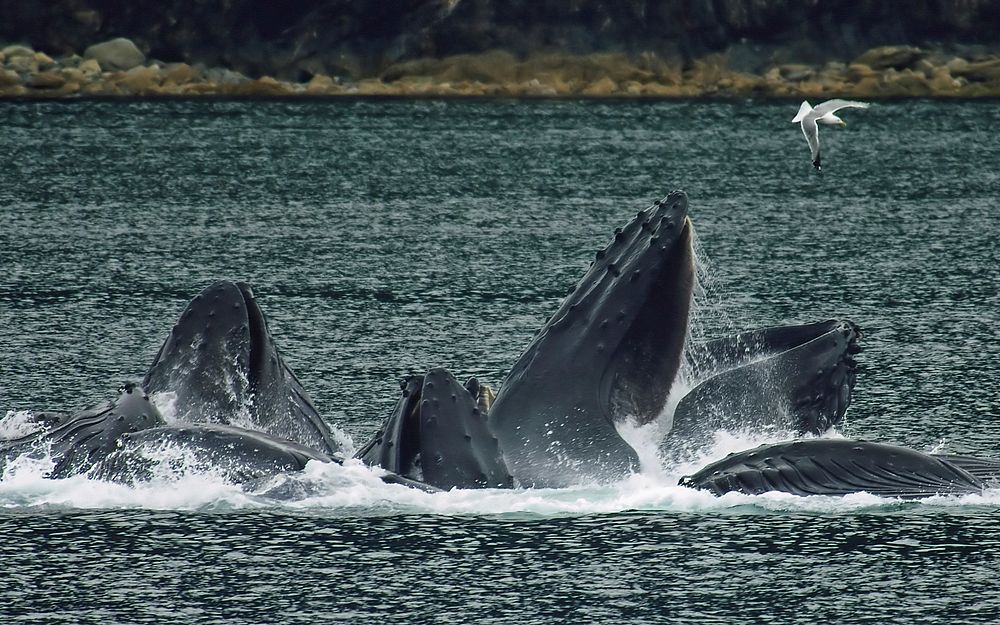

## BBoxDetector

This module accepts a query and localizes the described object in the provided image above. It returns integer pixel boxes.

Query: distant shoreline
[3,40,999,100]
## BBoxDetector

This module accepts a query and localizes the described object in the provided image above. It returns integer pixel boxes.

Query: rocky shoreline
[2,38,999,99]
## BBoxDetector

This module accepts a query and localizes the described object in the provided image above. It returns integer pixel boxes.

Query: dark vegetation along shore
[2,0,999,98]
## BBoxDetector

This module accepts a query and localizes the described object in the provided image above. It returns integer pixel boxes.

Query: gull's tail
[791,101,812,123]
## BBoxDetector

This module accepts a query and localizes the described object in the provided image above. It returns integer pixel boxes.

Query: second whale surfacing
[354,191,702,489]
[142,280,342,456]
[3,190,994,498]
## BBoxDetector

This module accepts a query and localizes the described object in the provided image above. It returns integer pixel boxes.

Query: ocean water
[1,98,999,623]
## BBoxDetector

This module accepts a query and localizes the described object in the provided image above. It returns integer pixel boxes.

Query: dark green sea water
[1,98,999,623]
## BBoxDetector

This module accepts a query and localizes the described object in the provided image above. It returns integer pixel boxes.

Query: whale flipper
[488,192,694,487]
[664,320,860,460]
[680,439,988,498]
[143,281,339,455]
[356,369,512,490]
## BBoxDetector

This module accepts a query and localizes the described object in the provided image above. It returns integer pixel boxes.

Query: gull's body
[792,99,870,170]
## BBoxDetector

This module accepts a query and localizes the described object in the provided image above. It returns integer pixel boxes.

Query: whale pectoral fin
[143,281,339,455]
[418,369,512,490]
[680,439,985,498]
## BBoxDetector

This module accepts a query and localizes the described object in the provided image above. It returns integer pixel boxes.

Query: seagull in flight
[792,99,870,171]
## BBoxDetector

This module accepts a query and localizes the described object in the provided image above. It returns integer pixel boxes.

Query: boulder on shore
[1,44,34,59]
[4,39,1000,99]
[84,38,145,71]
[852,46,924,71]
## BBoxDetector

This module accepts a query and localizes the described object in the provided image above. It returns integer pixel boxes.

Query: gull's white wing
[809,99,870,118]
[791,100,812,122]
[801,118,820,164]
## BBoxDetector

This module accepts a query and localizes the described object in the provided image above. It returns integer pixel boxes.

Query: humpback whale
[354,370,512,490]
[0,285,431,491]
[1,382,166,479]
[3,189,991,498]
[142,280,341,456]
[485,191,694,487]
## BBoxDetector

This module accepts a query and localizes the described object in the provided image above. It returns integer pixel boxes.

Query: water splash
[151,391,179,423]
[683,224,743,367]
[643,226,721,436]
[2,421,996,515]
[0,410,45,440]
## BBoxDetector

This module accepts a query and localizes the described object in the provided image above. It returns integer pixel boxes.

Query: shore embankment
[2,38,999,99]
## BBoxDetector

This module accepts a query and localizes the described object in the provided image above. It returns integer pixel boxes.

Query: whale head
[142,281,339,455]
[488,191,695,487]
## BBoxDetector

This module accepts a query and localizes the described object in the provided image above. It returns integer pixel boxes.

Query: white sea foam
[151,391,179,423]
[2,422,997,515]
[0,410,46,440]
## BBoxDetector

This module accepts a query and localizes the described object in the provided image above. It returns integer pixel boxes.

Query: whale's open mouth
[604,215,694,424]
[236,283,270,390]
[142,281,337,454]
[485,191,696,487]
[354,370,512,489]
